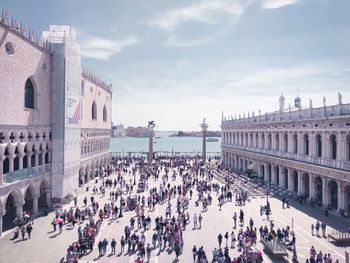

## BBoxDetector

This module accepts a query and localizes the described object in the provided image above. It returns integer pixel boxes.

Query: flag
[73,102,80,120]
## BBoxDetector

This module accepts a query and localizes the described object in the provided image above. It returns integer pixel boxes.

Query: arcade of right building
[221,94,350,215]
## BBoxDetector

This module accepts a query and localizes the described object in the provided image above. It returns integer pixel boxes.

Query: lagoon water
[110,131,221,154]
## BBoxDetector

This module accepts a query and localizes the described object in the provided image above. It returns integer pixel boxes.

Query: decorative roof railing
[82,68,113,94]
[0,9,51,51]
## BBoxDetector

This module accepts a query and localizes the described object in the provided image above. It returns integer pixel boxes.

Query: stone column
[265,133,269,150]
[32,194,40,215]
[0,156,5,185]
[9,154,15,172]
[271,165,277,185]
[279,132,283,152]
[15,201,24,218]
[337,181,344,211]
[18,153,24,170]
[288,132,293,154]
[200,121,209,162]
[298,171,303,195]
[309,133,316,157]
[258,133,262,148]
[0,210,4,237]
[287,168,293,192]
[45,190,51,208]
[298,132,304,155]
[337,134,345,161]
[27,152,32,167]
[148,124,155,163]
[309,174,315,200]
[324,133,329,159]
[279,166,284,188]
[264,164,269,183]
[35,152,39,167]
[322,177,328,207]
[42,151,46,165]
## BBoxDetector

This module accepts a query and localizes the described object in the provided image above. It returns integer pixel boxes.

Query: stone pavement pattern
[0,162,348,263]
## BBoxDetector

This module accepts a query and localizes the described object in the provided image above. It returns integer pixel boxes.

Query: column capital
[0,209,6,216]
[32,193,40,199]
[0,156,6,161]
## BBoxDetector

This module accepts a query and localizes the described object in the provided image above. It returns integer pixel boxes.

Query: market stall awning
[247,161,257,171]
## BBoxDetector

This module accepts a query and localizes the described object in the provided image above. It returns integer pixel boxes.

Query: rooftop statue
[338,92,342,105]
[309,99,313,109]
[323,96,326,107]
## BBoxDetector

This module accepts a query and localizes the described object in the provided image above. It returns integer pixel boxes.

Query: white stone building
[112,124,126,137]
[221,95,350,215]
[0,16,112,235]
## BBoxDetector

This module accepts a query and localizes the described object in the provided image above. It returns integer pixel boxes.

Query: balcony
[3,164,51,184]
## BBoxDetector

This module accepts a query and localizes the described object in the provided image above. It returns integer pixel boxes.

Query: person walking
[120,236,126,253]
[26,223,33,239]
[146,243,151,262]
[233,212,237,229]
[111,238,116,254]
[218,233,223,248]
[311,223,315,236]
[315,220,320,236]
[224,232,229,247]
[230,231,236,248]
[198,214,203,229]
[20,225,26,240]
[192,245,197,262]
[193,213,198,229]
[321,222,326,237]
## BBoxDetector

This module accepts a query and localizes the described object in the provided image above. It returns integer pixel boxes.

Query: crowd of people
[7,154,344,263]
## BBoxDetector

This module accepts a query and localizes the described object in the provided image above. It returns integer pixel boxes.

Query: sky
[1,0,350,130]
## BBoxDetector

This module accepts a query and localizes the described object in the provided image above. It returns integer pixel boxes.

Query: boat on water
[207,138,219,142]
[155,136,162,139]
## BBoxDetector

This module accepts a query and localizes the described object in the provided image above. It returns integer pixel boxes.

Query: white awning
[247,161,257,171]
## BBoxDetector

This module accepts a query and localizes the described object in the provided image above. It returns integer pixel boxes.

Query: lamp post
[200,118,209,163]
[266,182,271,219]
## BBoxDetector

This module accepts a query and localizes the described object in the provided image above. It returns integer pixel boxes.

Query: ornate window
[103,105,107,122]
[92,101,97,120]
[24,79,35,109]
[330,134,337,160]
[346,135,350,161]
[316,134,322,157]
[303,134,309,156]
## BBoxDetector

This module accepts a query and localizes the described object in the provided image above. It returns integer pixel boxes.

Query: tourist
[192,245,197,262]
[230,231,236,248]
[20,225,26,240]
[198,213,203,229]
[193,213,198,229]
[315,220,320,236]
[321,222,326,237]
[26,223,33,239]
[111,238,116,254]
[218,233,223,248]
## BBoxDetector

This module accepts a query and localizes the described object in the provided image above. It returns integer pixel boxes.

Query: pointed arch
[103,105,107,122]
[24,78,35,109]
[92,100,97,120]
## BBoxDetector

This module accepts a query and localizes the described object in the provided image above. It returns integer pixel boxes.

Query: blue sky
[2,0,350,130]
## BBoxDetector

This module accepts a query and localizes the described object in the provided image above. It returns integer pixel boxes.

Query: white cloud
[149,0,248,31]
[79,34,139,60]
[261,0,299,9]
[149,0,251,46]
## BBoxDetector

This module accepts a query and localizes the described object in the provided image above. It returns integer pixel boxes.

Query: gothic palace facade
[0,16,112,235]
[221,95,350,215]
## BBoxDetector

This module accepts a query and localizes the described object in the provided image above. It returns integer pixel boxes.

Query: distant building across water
[111,123,126,137]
